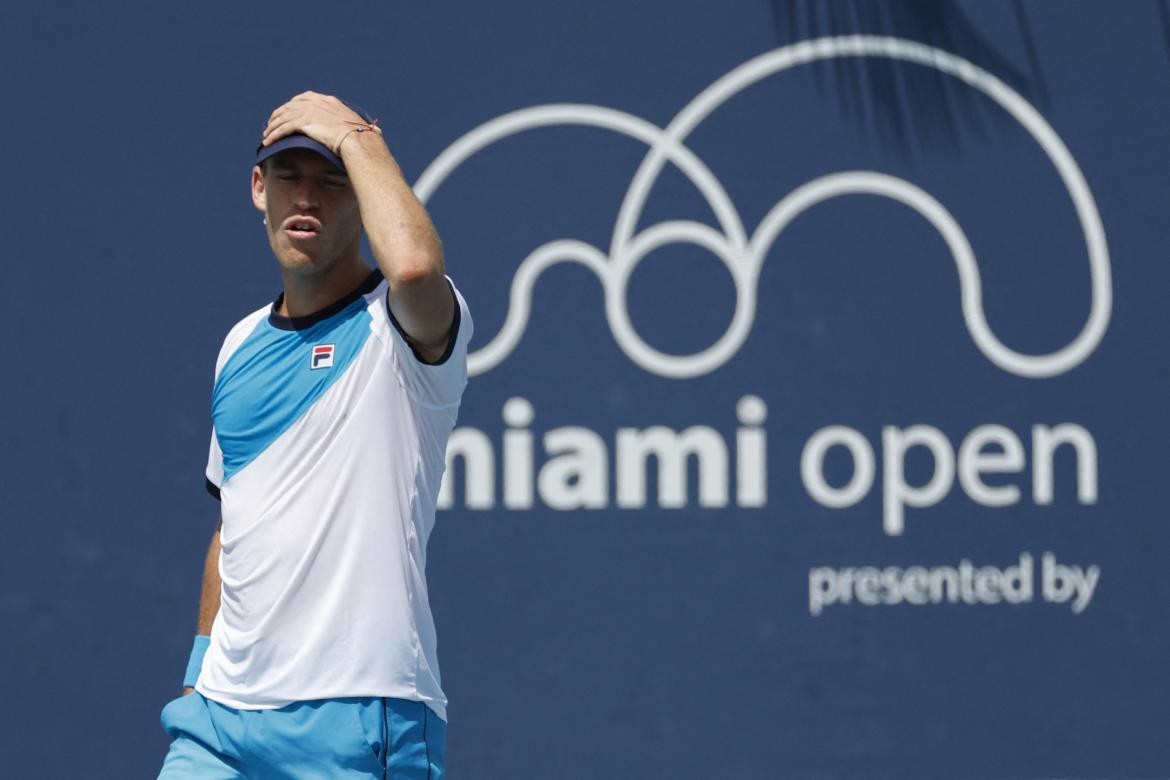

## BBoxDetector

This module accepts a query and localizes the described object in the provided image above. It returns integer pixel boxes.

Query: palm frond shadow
[769,0,1049,159]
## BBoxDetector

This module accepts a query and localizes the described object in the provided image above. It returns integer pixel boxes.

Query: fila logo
[311,344,335,370]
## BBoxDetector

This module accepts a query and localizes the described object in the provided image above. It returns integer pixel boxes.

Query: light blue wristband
[183,635,211,688]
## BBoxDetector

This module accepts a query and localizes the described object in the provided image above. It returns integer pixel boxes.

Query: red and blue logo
[310,344,335,370]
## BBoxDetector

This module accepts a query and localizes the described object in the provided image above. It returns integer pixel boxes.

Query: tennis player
[156,91,471,779]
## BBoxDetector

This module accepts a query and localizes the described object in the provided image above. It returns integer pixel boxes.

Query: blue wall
[2,2,1168,777]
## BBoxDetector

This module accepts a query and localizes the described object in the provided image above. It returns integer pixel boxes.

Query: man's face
[251,148,361,275]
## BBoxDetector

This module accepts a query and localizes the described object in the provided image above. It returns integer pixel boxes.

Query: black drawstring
[422,704,431,780]
[381,697,388,780]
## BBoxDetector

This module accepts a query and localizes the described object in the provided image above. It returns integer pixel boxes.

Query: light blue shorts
[157,690,445,779]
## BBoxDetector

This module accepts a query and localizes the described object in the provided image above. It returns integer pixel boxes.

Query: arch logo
[425,36,1109,550]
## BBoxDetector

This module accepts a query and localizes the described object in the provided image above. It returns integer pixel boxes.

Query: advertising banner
[1,2,1166,777]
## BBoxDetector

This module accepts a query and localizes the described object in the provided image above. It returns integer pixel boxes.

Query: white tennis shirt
[194,268,470,720]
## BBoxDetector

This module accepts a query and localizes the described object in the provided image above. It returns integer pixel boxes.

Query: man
[157,92,471,779]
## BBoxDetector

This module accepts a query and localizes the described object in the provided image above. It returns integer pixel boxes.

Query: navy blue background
[2,2,1168,777]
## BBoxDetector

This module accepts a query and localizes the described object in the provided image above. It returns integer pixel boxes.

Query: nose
[291,178,321,210]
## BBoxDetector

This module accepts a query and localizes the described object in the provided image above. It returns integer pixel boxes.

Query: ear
[251,165,267,213]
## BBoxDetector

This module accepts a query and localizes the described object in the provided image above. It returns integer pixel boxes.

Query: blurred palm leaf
[768,0,1047,158]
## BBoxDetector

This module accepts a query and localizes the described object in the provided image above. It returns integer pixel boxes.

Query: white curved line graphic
[417,35,1112,379]
[469,239,610,376]
[414,104,746,247]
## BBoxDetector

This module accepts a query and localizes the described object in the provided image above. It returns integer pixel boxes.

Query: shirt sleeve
[202,306,268,502]
[205,428,223,501]
[377,277,474,409]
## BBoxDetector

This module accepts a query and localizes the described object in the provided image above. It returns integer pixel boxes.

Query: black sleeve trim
[205,478,222,501]
[384,279,461,366]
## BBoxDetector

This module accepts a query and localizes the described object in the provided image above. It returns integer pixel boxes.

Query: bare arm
[182,523,221,695]
[195,523,222,635]
[262,93,455,361]
[341,132,453,359]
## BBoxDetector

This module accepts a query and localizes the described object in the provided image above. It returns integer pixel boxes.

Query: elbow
[387,252,445,289]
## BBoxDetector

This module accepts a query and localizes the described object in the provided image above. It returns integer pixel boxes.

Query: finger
[262,119,299,146]
[262,124,292,146]
[267,100,300,123]
[263,109,295,133]
[268,94,308,124]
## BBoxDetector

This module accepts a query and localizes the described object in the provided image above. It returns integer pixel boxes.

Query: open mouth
[285,217,321,239]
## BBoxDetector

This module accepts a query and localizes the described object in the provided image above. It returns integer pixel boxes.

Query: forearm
[196,523,222,635]
[341,132,444,286]
[339,132,454,354]
[183,523,222,694]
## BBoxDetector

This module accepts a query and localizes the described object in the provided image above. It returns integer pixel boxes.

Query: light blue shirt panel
[211,299,373,482]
